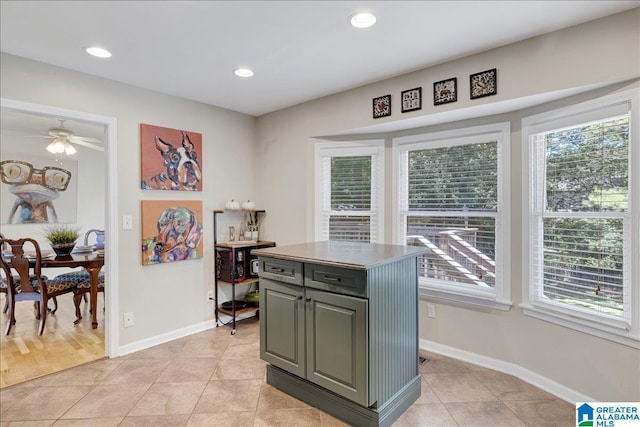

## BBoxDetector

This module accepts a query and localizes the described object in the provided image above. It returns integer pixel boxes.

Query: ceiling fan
[41,119,104,154]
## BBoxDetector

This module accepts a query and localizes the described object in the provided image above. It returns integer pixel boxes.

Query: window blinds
[319,154,376,242]
[531,114,629,318]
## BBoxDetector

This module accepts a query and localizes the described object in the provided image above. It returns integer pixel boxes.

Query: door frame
[1,97,119,356]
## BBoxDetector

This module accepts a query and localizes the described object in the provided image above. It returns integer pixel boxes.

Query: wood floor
[0,291,105,388]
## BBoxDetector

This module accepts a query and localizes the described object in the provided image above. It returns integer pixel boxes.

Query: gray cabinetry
[260,274,369,406]
[260,277,305,376]
[255,241,427,427]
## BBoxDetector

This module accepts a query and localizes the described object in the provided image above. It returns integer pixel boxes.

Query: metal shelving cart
[213,209,275,334]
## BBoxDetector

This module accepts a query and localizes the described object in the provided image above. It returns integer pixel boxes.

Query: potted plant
[245,211,258,241]
[43,224,80,256]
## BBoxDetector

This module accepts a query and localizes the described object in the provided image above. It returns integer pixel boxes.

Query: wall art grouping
[401,87,422,112]
[372,67,497,118]
[140,199,204,266]
[0,154,78,224]
[140,123,203,191]
[470,68,498,99]
[372,94,392,119]
[433,78,457,105]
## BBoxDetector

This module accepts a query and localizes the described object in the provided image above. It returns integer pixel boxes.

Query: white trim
[0,98,119,357]
[520,304,639,349]
[420,338,595,404]
[521,88,639,348]
[420,288,512,311]
[118,319,216,357]
[393,122,511,309]
[313,139,385,243]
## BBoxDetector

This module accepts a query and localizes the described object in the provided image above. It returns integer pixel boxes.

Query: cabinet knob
[305,297,311,303]
[296,295,303,300]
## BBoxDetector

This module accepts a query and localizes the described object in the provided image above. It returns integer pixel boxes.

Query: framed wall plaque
[470,68,497,99]
[401,87,422,113]
[433,78,457,105]
[372,94,392,119]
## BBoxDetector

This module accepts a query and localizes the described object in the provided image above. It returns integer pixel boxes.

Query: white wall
[0,52,258,349]
[255,9,640,402]
[1,7,638,402]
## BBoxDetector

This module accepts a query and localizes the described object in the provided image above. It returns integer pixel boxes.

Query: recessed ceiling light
[234,68,254,78]
[349,12,376,29]
[85,46,112,58]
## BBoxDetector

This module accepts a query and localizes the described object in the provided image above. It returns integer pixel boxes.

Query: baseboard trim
[420,339,595,403]
[115,319,216,357]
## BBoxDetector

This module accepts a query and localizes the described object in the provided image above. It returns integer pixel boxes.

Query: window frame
[521,89,640,348]
[314,140,384,243]
[393,123,511,311]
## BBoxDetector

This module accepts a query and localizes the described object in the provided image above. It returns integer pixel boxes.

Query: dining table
[41,252,105,329]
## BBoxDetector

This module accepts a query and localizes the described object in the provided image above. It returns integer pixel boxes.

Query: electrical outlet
[427,303,436,318]
[123,312,134,328]
[207,290,214,302]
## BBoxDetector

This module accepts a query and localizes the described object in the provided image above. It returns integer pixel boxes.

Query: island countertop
[252,241,427,270]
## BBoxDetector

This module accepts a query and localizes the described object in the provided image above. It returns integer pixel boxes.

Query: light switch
[122,215,133,230]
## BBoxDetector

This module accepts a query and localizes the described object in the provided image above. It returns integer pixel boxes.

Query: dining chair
[84,229,105,249]
[0,232,8,313]
[66,271,105,324]
[47,269,105,324]
[0,237,77,335]
[62,228,105,309]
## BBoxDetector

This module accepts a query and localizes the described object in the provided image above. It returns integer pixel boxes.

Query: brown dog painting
[140,124,203,191]
[141,200,203,265]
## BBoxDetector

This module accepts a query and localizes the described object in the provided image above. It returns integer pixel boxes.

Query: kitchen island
[253,241,427,427]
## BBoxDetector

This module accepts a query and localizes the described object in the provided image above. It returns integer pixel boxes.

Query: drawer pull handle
[323,276,341,282]
[268,267,285,273]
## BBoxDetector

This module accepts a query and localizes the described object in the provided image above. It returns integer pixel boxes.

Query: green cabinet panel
[260,276,369,405]
[260,278,305,377]
[306,288,368,406]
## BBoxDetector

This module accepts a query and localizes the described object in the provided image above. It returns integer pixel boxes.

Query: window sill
[520,304,639,349]
[419,286,512,312]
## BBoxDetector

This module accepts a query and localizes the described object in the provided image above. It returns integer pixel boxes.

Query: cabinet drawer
[304,264,366,298]
[258,257,303,286]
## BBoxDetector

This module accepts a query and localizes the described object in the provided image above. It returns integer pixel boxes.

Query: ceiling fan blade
[69,139,105,152]
[69,135,102,144]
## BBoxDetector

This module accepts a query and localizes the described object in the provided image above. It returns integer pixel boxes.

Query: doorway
[0,98,118,386]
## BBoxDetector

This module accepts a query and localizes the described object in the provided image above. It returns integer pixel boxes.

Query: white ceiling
[1,1,638,118]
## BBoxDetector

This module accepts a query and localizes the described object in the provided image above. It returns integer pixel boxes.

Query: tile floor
[0,317,575,426]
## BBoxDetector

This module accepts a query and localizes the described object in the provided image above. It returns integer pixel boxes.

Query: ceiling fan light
[46,141,58,154]
[47,138,67,154]
[64,143,77,155]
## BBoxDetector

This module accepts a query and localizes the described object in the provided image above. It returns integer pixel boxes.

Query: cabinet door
[305,288,369,407]
[260,278,305,377]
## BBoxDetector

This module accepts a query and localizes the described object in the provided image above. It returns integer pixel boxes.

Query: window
[394,123,510,309]
[315,141,384,243]
[523,90,639,347]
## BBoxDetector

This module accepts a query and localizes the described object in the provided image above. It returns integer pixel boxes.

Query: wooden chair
[84,229,105,249]
[0,232,8,313]
[0,237,77,335]
[48,270,105,324]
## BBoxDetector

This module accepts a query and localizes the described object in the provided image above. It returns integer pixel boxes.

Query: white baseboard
[420,339,595,404]
[115,319,216,357]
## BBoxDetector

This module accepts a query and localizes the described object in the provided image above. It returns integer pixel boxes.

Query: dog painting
[141,200,203,265]
[140,124,203,191]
